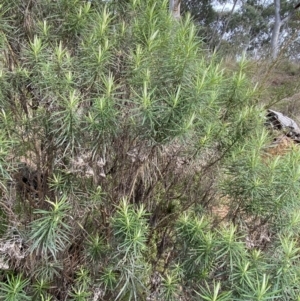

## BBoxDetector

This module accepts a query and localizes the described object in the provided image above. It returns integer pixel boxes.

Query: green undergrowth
[0,0,300,300]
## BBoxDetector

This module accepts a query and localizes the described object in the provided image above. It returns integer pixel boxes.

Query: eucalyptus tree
[182,0,300,58]
[223,0,299,58]
[270,0,299,58]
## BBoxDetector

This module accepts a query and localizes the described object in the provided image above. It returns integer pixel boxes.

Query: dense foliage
[1,0,300,300]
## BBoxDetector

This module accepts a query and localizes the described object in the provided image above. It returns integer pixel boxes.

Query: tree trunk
[169,0,181,20]
[270,0,281,59]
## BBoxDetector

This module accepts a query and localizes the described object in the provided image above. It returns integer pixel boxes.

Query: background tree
[181,0,217,45]
[182,0,300,58]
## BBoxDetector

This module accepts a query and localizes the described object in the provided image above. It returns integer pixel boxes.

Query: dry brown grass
[264,135,296,157]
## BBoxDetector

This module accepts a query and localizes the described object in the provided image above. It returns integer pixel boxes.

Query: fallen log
[266,109,300,143]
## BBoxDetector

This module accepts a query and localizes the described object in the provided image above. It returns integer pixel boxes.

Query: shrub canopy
[0,0,300,300]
